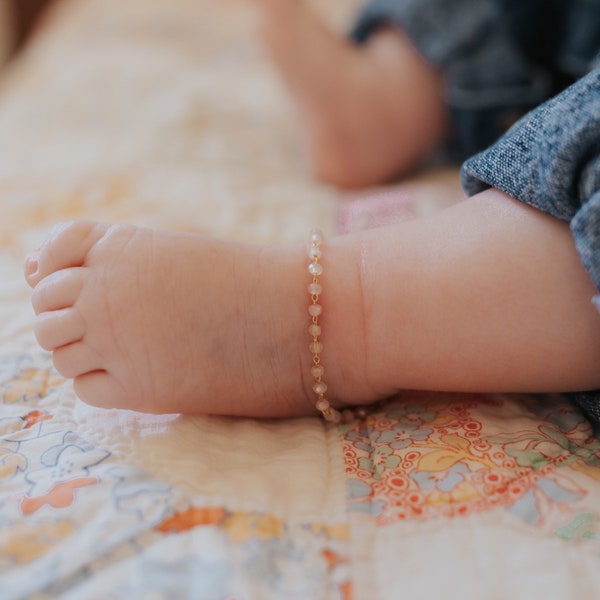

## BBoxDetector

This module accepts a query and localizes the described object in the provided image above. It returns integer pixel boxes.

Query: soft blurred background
[0,0,52,66]
[0,0,366,250]
[0,0,461,252]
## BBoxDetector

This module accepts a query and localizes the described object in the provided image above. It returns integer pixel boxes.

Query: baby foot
[24,221,324,417]
[253,1,448,187]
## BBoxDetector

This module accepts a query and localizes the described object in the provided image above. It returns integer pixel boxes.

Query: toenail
[25,254,39,277]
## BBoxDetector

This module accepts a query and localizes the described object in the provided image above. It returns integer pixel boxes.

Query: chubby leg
[25,188,600,417]
[254,0,448,188]
[337,190,600,395]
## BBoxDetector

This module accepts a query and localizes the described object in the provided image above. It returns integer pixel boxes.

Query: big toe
[25,221,109,287]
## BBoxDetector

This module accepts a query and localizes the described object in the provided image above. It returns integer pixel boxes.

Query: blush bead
[308,262,323,276]
[316,398,330,412]
[325,409,342,424]
[308,245,322,260]
[310,364,324,378]
[310,229,324,244]
[313,382,328,395]
[309,341,323,354]
[308,282,322,295]
[308,324,321,337]
[308,304,322,317]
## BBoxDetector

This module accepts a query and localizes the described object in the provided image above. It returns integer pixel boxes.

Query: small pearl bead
[308,246,322,260]
[309,341,323,354]
[308,304,322,317]
[308,282,322,296]
[308,262,323,276]
[308,323,321,337]
[316,398,330,412]
[324,408,342,424]
[311,364,324,378]
[310,229,324,244]
[313,382,328,395]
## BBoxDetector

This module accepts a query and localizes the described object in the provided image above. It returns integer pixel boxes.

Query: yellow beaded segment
[308,229,342,424]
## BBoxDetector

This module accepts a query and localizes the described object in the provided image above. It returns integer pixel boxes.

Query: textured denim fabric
[351,0,600,158]
[461,69,600,426]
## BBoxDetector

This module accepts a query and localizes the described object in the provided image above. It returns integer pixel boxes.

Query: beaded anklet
[307,229,343,424]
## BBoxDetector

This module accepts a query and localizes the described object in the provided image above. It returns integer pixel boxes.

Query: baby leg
[25,189,600,417]
[253,1,448,188]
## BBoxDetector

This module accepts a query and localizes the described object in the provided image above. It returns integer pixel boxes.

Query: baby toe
[34,307,86,351]
[52,342,103,380]
[31,268,83,315]
[24,252,40,283]
[73,371,129,410]
[26,221,109,287]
